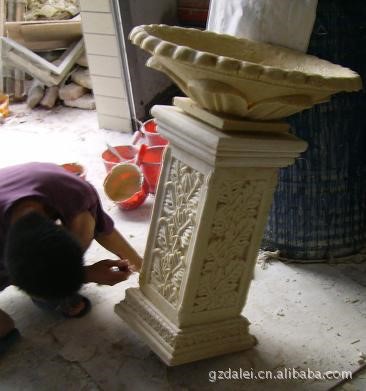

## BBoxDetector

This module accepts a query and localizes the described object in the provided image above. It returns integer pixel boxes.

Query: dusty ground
[0,103,365,390]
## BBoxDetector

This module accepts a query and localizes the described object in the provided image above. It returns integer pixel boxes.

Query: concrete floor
[0,103,365,391]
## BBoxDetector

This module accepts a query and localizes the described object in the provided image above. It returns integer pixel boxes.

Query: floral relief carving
[150,158,204,307]
[193,179,267,313]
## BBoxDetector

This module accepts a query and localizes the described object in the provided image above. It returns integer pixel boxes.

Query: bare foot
[0,309,15,338]
[58,295,90,318]
[63,300,86,317]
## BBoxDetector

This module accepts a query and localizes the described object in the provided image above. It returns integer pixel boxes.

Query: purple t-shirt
[0,162,114,290]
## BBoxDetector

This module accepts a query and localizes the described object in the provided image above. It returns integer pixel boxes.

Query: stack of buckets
[102,119,168,210]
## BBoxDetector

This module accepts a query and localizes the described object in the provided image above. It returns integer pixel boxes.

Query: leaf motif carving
[193,179,267,313]
[150,158,204,307]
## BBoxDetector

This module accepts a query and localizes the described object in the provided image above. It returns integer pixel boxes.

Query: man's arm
[95,228,143,271]
[66,210,142,285]
[66,210,95,252]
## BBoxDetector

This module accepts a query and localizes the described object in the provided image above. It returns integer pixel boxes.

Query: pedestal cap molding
[151,105,307,168]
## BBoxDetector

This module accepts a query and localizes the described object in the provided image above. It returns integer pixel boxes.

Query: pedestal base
[115,288,257,366]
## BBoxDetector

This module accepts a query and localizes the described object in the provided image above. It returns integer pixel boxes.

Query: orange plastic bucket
[103,163,148,210]
[101,145,138,172]
[61,162,86,180]
[0,94,9,118]
[132,119,168,146]
[136,145,166,194]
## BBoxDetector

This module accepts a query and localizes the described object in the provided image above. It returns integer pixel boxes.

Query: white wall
[80,0,178,129]
[80,0,132,132]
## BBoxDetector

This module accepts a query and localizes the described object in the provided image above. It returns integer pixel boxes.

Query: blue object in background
[262,0,366,260]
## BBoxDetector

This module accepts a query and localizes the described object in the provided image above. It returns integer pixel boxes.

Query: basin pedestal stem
[115,105,307,366]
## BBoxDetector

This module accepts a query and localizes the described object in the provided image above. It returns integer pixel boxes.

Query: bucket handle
[131,117,144,145]
[131,130,144,145]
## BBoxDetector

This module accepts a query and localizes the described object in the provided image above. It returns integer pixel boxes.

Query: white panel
[95,95,130,118]
[81,12,116,35]
[92,76,126,98]
[83,34,118,56]
[97,114,132,132]
[87,54,122,78]
[79,0,111,13]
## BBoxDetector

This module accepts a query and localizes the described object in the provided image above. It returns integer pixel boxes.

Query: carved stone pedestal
[115,105,307,366]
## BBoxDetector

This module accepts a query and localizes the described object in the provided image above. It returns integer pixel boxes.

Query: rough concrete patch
[59,340,97,363]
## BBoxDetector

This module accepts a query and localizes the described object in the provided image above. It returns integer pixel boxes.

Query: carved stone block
[115,106,307,365]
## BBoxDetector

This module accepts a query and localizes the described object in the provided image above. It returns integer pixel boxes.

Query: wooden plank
[2,36,61,74]
[5,0,15,94]
[22,21,80,41]
[5,50,58,86]
[7,0,15,21]
[15,0,25,21]
[0,0,4,91]
[6,18,81,28]
[80,0,111,13]
[2,37,83,76]
[81,12,115,35]
[6,20,81,41]
[2,38,84,86]
[14,0,25,101]
[54,39,84,76]
[5,19,81,50]
[3,38,76,51]
[0,0,5,36]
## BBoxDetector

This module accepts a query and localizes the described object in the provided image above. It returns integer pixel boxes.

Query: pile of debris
[24,0,79,21]
[1,0,95,110]
[26,51,95,110]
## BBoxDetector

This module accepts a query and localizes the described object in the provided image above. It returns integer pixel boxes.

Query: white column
[79,0,132,131]
[115,105,307,366]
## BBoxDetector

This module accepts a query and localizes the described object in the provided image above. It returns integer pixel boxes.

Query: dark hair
[4,212,84,299]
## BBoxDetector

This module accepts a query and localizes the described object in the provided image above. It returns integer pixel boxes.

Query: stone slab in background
[64,93,95,110]
[71,67,92,89]
[59,82,87,101]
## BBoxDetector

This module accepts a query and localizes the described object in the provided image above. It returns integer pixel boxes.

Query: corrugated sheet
[263,0,366,260]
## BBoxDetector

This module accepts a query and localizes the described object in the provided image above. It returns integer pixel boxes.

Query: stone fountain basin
[130,24,362,120]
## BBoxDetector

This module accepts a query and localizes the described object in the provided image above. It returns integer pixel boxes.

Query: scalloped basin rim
[130,24,362,93]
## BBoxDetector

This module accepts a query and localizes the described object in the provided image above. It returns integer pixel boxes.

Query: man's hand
[84,259,132,286]
[95,229,142,271]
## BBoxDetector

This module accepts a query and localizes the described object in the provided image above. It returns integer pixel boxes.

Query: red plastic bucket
[137,145,166,194]
[103,162,148,210]
[61,162,86,180]
[102,145,138,172]
[117,179,149,210]
[132,119,168,147]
